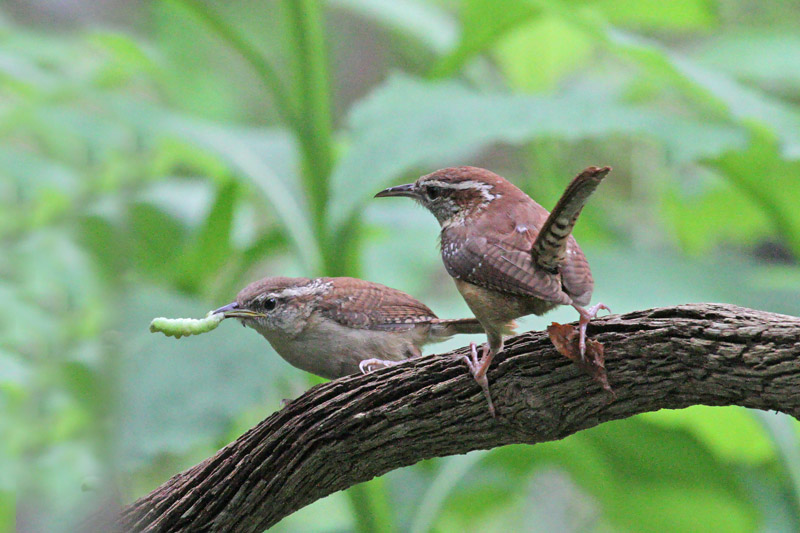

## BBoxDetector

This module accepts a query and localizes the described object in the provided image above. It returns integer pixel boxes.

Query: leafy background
[3,0,800,531]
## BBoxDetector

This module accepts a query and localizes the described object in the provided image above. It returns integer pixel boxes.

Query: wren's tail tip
[581,166,612,180]
[532,165,610,272]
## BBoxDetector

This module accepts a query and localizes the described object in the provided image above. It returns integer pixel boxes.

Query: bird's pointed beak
[212,302,264,319]
[375,183,418,199]
[213,302,239,315]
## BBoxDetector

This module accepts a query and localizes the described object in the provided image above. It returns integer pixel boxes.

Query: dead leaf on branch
[547,322,615,399]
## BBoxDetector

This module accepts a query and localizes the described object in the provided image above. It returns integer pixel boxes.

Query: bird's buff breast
[454,279,556,333]
[259,315,422,380]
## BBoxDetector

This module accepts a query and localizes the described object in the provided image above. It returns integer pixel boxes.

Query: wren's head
[214,276,332,338]
[375,166,511,228]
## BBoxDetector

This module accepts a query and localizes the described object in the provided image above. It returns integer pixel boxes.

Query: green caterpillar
[149,311,224,339]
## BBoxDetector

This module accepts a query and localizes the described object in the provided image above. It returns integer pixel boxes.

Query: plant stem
[284,0,336,261]
[171,0,298,129]
[284,4,378,524]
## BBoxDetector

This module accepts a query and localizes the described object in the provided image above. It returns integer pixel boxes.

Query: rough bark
[116,303,800,532]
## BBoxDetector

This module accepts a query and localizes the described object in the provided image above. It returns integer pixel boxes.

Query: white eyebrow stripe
[424,179,491,191]
[266,279,333,300]
[423,179,499,202]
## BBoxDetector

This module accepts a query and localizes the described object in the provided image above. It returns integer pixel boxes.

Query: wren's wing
[441,222,573,306]
[317,277,439,331]
[558,238,594,306]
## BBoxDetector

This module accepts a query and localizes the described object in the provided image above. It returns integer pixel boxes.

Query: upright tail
[429,318,485,338]
[532,166,611,272]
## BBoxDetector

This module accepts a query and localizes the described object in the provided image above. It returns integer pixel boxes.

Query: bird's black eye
[425,186,440,201]
[263,298,277,311]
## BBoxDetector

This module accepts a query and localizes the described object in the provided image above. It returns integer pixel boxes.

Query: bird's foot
[574,302,611,359]
[359,358,401,374]
[462,342,496,418]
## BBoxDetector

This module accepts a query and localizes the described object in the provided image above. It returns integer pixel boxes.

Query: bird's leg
[462,341,498,418]
[359,358,402,374]
[572,302,611,358]
[360,345,421,375]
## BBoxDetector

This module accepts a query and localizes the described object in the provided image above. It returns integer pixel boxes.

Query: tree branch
[116,303,800,532]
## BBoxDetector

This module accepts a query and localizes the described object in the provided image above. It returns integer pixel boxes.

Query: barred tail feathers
[532,166,610,271]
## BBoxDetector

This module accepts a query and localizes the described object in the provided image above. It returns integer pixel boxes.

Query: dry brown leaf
[547,322,615,399]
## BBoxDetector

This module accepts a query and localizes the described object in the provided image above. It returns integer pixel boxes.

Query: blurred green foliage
[2,0,800,531]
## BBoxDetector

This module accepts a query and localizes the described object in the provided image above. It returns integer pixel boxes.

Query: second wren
[214,276,484,380]
[375,166,611,416]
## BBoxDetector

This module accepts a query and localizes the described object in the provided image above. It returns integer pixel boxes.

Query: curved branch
[117,304,800,532]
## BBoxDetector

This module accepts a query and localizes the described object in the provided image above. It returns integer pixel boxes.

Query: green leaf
[430,416,759,532]
[641,406,775,464]
[408,451,489,533]
[693,31,800,91]
[706,127,800,258]
[330,0,457,54]
[429,0,539,77]
[616,485,755,533]
[89,31,165,88]
[545,419,759,532]
[78,215,128,278]
[0,147,79,235]
[346,479,395,533]
[585,245,800,319]
[662,168,770,254]
[500,9,800,157]
[0,349,29,389]
[61,361,102,410]
[608,29,800,158]
[329,74,745,230]
[595,0,717,31]
[173,180,237,293]
[106,97,321,272]
[0,491,13,533]
[160,114,321,272]
[129,202,187,279]
[494,15,594,92]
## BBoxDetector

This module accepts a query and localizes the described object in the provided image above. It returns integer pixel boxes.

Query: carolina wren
[376,166,610,416]
[213,276,484,380]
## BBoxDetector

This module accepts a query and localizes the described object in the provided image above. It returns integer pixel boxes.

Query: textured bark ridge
[117,304,800,532]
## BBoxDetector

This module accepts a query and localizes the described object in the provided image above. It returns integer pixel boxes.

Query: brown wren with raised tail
[375,166,611,416]
[214,276,484,380]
